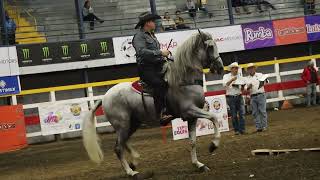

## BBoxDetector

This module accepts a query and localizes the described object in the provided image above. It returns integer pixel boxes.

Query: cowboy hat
[246,63,257,69]
[228,62,239,71]
[135,12,161,29]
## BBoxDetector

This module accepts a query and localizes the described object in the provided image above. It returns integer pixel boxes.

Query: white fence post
[11,95,17,105]
[274,60,284,100]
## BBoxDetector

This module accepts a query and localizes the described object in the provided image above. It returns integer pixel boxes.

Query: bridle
[197,29,221,63]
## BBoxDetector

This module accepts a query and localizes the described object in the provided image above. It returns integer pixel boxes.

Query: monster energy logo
[42,47,50,58]
[80,43,88,54]
[61,45,69,56]
[22,49,30,59]
[100,41,108,53]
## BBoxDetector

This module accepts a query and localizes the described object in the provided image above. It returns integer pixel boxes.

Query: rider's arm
[133,33,162,61]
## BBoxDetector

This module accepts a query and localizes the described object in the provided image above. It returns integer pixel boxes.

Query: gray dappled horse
[82,31,224,178]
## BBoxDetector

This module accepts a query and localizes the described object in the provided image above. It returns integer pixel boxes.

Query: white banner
[172,95,229,140]
[39,102,89,135]
[113,26,245,65]
[0,46,19,77]
[203,25,245,53]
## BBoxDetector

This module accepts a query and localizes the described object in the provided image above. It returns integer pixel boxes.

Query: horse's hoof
[129,162,136,171]
[209,142,218,153]
[131,171,154,180]
[199,165,211,173]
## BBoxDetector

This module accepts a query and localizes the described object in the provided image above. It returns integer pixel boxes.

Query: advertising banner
[0,105,27,153]
[17,38,114,67]
[39,102,89,135]
[273,17,308,46]
[305,15,320,42]
[242,21,276,49]
[204,25,245,53]
[0,76,21,96]
[0,46,19,77]
[172,95,229,140]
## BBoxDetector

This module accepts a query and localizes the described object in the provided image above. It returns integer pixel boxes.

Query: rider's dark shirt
[132,29,163,66]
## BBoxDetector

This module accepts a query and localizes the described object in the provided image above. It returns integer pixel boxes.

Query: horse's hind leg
[114,129,139,177]
[187,119,210,172]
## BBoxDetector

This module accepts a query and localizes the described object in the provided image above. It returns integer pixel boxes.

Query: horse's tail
[82,99,104,164]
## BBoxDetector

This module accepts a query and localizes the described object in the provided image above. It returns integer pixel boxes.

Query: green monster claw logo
[100,41,108,53]
[42,47,50,58]
[80,43,88,54]
[22,49,30,59]
[61,45,69,56]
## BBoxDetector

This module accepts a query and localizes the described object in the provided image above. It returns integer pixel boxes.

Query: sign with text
[0,105,27,153]
[0,46,19,77]
[273,17,308,46]
[17,38,114,67]
[172,95,229,140]
[242,21,276,49]
[204,25,245,53]
[39,102,88,135]
[305,15,320,42]
[0,76,21,96]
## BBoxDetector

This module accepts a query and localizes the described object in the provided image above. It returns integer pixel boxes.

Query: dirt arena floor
[0,107,319,180]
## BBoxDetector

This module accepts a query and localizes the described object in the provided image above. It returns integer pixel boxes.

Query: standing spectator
[304,0,316,15]
[245,63,268,132]
[301,61,319,107]
[174,10,189,29]
[186,0,197,18]
[256,0,276,13]
[223,62,246,135]
[83,0,104,30]
[197,0,213,18]
[162,12,177,31]
[4,11,16,45]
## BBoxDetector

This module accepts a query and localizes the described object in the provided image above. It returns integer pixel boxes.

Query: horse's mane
[166,32,212,87]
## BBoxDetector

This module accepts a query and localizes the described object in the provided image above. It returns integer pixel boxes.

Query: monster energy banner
[16,38,114,67]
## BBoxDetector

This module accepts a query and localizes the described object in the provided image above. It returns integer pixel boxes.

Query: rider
[132,12,173,122]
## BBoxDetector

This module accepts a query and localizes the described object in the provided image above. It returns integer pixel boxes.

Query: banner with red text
[172,95,229,140]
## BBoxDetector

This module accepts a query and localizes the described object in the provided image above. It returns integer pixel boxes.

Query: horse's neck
[165,61,203,86]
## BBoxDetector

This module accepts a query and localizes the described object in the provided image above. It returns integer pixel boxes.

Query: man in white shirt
[223,62,246,135]
[245,63,268,132]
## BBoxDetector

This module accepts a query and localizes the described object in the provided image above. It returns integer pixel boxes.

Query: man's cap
[228,62,239,71]
[246,63,257,69]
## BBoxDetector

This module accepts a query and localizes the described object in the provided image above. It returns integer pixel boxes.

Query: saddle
[131,80,153,95]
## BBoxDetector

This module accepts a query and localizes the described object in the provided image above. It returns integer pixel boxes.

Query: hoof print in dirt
[199,165,211,173]
[129,163,137,171]
[131,171,154,180]
[209,142,218,153]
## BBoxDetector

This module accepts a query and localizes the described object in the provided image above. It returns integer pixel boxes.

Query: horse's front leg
[187,119,211,172]
[185,106,221,153]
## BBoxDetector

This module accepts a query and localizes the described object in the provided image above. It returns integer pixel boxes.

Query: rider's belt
[226,94,241,98]
[250,93,264,97]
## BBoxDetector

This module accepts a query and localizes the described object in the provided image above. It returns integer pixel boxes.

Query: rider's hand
[161,50,170,57]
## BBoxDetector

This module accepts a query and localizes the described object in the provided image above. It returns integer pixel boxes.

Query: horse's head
[196,30,224,75]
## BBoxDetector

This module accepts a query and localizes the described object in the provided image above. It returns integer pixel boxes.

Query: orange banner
[0,105,27,153]
[273,17,308,45]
